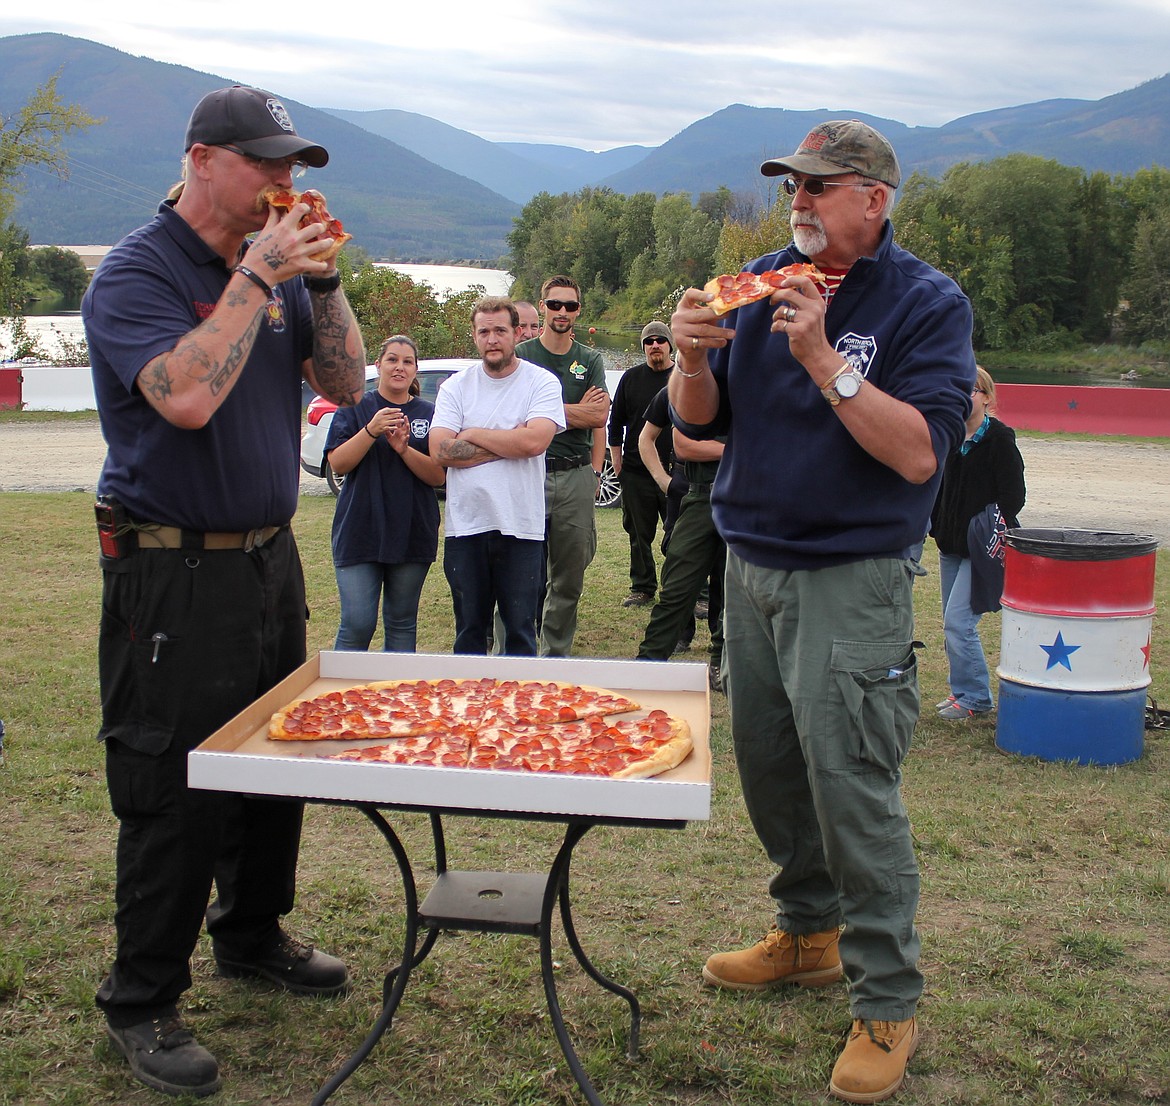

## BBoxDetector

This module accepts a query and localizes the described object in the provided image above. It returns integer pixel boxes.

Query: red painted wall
[995,384,1170,438]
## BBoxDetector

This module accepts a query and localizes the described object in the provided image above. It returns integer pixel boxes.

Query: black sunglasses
[781,177,877,197]
[643,336,670,346]
[544,299,580,312]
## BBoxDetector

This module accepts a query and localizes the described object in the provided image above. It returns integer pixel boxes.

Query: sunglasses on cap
[544,298,580,312]
[643,336,670,346]
[781,177,877,197]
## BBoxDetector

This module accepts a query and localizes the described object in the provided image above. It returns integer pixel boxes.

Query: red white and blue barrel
[995,529,1158,765]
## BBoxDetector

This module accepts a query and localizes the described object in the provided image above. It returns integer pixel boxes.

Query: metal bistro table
[309,800,689,1105]
[188,652,712,1105]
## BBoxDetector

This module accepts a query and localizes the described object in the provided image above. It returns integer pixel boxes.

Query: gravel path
[2,416,1168,543]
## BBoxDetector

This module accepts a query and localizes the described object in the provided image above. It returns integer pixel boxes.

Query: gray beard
[792,223,828,258]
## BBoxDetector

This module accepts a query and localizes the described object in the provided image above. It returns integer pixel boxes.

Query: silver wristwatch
[821,363,865,407]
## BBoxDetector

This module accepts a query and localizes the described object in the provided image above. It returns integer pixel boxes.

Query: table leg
[540,822,642,1105]
[312,807,425,1105]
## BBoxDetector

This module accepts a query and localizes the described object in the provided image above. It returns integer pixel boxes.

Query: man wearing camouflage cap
[669,120,976,1102]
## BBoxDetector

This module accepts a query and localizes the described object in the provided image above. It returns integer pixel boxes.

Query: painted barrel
[995,529,1158,765]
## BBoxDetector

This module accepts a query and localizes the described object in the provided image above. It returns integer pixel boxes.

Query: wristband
[674,362,707,379]
[234,265,272,299]
[364,424,379,440]
[304,271,342,293]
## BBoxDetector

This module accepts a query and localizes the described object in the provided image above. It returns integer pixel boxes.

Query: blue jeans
[443,532,543,655]
[938,552,994,711]
[334,561,431,652]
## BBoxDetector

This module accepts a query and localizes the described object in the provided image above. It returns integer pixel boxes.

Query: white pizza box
[189,651,711,822]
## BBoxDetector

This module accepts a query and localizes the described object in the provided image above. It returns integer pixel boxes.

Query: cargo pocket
[830,640,920,773]
[99,555,197,755]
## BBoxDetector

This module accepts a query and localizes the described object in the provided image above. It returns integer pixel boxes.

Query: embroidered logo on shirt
[194,301,216,320]
[569,361,588,380]
[834,332,877,377]
[410,417,431,438]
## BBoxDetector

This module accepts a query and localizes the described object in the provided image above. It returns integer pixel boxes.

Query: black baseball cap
[184,86,329,167]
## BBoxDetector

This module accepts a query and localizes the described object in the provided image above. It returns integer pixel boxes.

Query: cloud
[3,3,1169,149]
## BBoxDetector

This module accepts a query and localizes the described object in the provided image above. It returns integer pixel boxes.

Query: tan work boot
[702,926,842,991]
[829,1017,919,1103]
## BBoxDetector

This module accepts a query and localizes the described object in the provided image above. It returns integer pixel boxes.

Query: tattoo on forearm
[208,314,263,395]
[311,293,363,407]
[440,439,478,461]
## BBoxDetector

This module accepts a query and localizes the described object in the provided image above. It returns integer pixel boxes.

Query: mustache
[791,211,825,234]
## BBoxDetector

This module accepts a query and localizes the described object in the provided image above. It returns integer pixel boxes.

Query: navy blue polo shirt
[326,392,440,567]
[83,201,314,532]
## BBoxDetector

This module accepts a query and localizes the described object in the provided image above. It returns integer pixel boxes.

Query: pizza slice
[327,725,474,769]
[703,263,827,317]
[480,680,641,727]
[263,187,352,262]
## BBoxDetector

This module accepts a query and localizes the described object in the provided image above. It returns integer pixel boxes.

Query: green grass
[2,489,1169,1105]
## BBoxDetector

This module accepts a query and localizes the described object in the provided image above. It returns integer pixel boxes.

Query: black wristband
[364,424,379,440]
[234,265,272,298]
[304,271,342,293]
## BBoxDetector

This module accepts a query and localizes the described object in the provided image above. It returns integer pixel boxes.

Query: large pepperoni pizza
[267,677,693,781]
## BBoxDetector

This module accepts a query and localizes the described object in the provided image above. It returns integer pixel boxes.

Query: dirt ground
[1,416,1168,543]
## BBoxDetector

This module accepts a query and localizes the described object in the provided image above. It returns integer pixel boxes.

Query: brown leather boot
[829,1017,919,1103]
[702,926,842,991]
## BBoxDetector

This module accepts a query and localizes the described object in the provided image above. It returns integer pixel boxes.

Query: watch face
[836,369,863,398]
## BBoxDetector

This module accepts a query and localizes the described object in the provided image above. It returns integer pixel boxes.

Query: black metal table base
[312,808,640,1106]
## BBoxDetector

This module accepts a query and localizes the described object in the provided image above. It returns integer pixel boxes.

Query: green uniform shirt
[517,337,607,461]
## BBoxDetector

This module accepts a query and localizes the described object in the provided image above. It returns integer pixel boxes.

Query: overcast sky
[4,3,1170,150]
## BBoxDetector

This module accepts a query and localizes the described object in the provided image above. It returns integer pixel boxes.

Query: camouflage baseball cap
[760,120,901,188]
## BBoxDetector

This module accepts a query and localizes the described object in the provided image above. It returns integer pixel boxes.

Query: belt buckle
[243,527,265,552]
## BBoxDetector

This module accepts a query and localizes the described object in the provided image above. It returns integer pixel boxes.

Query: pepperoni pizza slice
[703,263,827,317]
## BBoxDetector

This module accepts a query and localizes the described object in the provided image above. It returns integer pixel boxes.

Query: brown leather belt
[134,524,284,552]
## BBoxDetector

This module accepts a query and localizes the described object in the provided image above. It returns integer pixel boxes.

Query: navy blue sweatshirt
[674,222,976,571]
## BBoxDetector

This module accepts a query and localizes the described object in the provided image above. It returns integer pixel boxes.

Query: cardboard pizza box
[189,652,712,822]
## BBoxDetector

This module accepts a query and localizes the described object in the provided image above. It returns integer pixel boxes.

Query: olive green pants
[723,551,924,1020]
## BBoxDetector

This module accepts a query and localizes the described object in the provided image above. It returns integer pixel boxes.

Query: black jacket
[930,417,1026,556]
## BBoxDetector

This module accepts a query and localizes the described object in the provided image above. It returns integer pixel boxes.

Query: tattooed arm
[135,203,361,428]
[429,427,500,469]
[302,283,365,410]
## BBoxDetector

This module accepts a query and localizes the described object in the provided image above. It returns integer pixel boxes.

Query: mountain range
[3,33,1169,261]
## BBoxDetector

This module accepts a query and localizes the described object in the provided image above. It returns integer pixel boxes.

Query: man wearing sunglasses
[607,321,675,608]
[84,85,364,1098]
[517,276,610,656]
[670,120,976,1104]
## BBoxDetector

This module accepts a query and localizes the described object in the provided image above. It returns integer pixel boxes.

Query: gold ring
[692,337,699,350]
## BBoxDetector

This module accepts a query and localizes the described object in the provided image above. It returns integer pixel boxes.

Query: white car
[300,359,626,505]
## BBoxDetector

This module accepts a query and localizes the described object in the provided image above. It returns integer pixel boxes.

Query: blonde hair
[974,365,996,410]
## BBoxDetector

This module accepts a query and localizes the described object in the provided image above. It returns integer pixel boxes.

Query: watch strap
[820,362,854,407]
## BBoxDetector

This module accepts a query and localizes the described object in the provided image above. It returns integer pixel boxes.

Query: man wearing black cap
[83,86,364,1098]
[670,120,976,1103]
[607,320,675,607]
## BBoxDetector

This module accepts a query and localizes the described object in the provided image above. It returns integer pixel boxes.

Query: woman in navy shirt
[325,335,445,650]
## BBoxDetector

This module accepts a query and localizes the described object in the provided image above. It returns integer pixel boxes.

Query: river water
[3,264,513,363]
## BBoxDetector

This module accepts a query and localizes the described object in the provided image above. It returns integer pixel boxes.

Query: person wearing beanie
[670,119,977,1104]
[608,321,676,607]
[83,85,364,1098]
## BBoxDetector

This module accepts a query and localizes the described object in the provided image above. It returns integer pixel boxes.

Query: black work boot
[106,1015,221,1097]
[215,930,349,996]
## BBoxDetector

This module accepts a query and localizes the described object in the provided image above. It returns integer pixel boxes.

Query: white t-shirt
[431,359,566,540]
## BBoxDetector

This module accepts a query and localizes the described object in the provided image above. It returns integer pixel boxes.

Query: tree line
[507,158,1170,351]
[4,75,1169,360]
